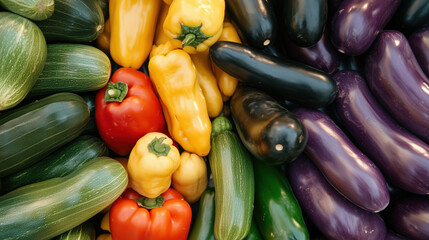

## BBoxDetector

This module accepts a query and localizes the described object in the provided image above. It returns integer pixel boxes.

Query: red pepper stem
[135,195,165,210]
[148,137,171,156]
[104,82,128,102]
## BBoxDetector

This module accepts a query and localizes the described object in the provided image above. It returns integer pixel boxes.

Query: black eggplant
[230,86,307,165]
[389,0,429,35]
[209,41,337,108]
[409,27,429,78]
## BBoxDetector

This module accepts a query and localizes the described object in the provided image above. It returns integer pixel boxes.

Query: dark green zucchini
[0,157,128,240]
[96,0,109,21]
[80,92,98,135]
[27,44,111,98]
[36,0,104,42]
[0,92,90,177]
[209,116,255,240]
[1,135,108,193]
[209,41,337,108]
[188,187,216,240]
[55,220,95,240]
[244,220,263,240]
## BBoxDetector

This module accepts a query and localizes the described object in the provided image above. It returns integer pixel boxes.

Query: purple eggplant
[284,30,341,75]
[365,30,429,144]
[409,27,429,78]
[287,154,387,240]
[384,194,429,240]
[334,70,429,194]
[330,0,400,56]
[384,231,409,240]
[293,108,389,212]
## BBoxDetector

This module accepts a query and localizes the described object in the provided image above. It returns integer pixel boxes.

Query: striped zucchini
[28,44,111,98]
[0,92,89,177]
[0,0,54,21]
[54,221,95,240]
[0,12,47,111]
[0,157,128,240]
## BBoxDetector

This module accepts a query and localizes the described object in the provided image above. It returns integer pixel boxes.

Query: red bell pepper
[95,67,165,155]
[109,188,192,240]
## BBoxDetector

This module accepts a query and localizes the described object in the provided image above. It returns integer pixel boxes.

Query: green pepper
[253,159,309,240]
[188,187,216,240]
[244,219,263,240]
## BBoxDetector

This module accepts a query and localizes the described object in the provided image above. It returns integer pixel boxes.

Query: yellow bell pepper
[97,233,112,240]
[100,211,110,232]
[163,0,225,54]
[127,132,181,198]
[172,151,208,204]
[190,50,223,118]
[154,1,171,46]
[148,49,211,156]
[212,22,242,97]
[109,0,161,69]
[96,18,111,54]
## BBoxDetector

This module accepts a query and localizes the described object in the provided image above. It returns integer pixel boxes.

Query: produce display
[2,0,429,239]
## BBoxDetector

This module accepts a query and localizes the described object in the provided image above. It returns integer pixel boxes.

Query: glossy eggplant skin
[282,0,327,47]
[330,0,401,56]
[226,0,277,48]
[287,154,387,240]
[334,70,429,195]
[230,86,307,165]
[365,30,429,144]
[283,30,341,75]
[209,41,337,108]
[384,194,429,240]
[390,0,429,35]
[292,108,389,212]
[409,27,429,77]
[384,231,408,240]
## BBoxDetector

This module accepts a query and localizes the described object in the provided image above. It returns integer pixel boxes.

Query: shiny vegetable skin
[188,188,216,240]
[287,155,387,240]
[225,0,277,48]
[282,0,327,47]
[334,70,429,194]
[330,0,400,56]
[409,27,429,77]
[365,30,429,144]
[384,194,429,240]
[210,41,337,108]
[244,220,263,240]
[390,0,429,34]
[253,159,309,240]
[230,86,307,165]
[293,108,389,212]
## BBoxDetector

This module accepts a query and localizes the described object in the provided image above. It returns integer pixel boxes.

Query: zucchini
[54,220,95,240]
[0,12,47,111]
[0,0,54,21]
[188,187,216,240]
[80,92,98,135]
[208,116,255,240]
[0,92,90,177]
[0,157,128,240]
[1,135,109,193]
[36,0,104,42]
[28,44,111,98]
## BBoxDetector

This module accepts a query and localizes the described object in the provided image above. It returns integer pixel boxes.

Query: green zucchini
[0,92,89,177]
[0,0,54,21]
[208,116,255,240]
[0,157,128,240]
[54,221,96,240]
[0,12,47,111]
[188,187,216,240]
[1,135,109,194]
[36,0,104,42]
[96,0,109,20]
[27,44,111,98]
[81,92,98,135]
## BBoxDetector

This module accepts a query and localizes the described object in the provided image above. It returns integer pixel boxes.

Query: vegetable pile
[1,0,429,239]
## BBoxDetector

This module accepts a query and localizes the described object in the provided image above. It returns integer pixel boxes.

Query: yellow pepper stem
[175,23,211,49]
[148,137,171,156]
[135,195,165,209]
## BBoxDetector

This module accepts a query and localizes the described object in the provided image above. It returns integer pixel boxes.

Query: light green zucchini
[0,0,54,21]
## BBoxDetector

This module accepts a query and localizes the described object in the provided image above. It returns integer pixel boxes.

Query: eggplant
[384,194,429,240]
[384,231,409,240]
[287,154,387,240]
[409,27,429,78]
[365,30,429,144]
[293,108,389,212]
[330,0,401,56]
[281,0,328,47]
[230,86,307,165]
[209,41,337,108]
[225,0,277,49]
[389,0,429,35]
[334,70,429,194]
[283,29,341,75]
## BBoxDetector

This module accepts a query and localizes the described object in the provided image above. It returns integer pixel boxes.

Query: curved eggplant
[365,30,429,144]
[287,154,387,240]
[230,86,307,165]
[226,0,277,49]
[385,231,408,240]
[283,30,341,75]
[292,108,389,212]
[282,0,328,47]
[384,194,429,240]
[330,0,401,56]
[334,70,429,194]
[390,0,429,35]
[409,27,429,78]
[209,41,337,108]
